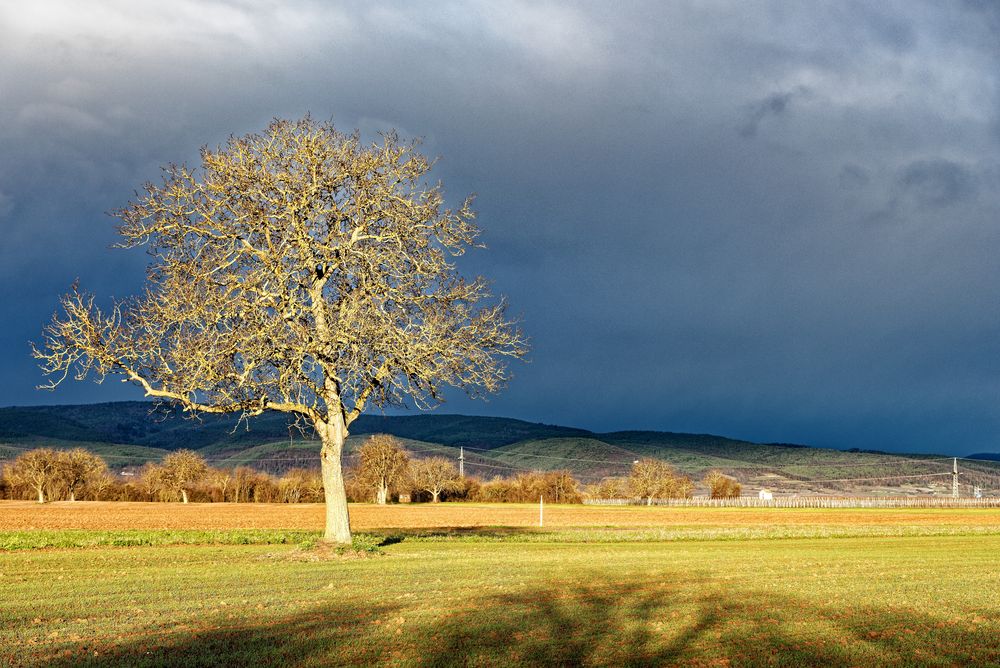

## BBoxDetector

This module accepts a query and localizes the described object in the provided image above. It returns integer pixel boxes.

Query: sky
[1,1,999,454]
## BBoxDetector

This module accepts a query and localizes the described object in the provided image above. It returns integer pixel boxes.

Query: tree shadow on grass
[27,581,1000,667]
[27,600,402,668]
[364,526,544,546]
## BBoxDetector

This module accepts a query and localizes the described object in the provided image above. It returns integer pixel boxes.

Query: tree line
[1,435,741,503]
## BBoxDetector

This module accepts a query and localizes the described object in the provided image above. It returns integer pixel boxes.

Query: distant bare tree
[409,457,461,502]
[358,434,410,504]
[7,449,60,503]
[627,458,692,505]
[87,471,117,501]
[54,448,108,502]
[141,463,170,502]
[586,476,629,500]
[471,471,583,503]
[704,469,742,499]
[207,468,233,502]
[672,475,695,499]
[161,450,209,503]
[304,470,325,502]
[278,468,323,503]
[142,451,209,503]
[33,117,526,543]
[539,470,581,503]
[231,467,265,503]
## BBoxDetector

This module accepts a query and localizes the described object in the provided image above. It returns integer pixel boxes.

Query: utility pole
[459,447,464,478]
[953,457,959,498]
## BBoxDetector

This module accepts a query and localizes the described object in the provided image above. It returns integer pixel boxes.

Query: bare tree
[34,117,526,543]
[358,434,410,504]
[409,456,461,502]
[304,470,325,502]
[87,471,117,501]
[627,458,691,505]
[7,449,60,503]
[538,470,581,503]
[472,471,583,503]
[161,450,209,503]
[586,476,629,500]
[278,468,322,503]
[207,468,233,502]
[673,475,695,499]
[55,448,108,502]
[703,469,742,499]
[141,463,170,501]
[231,466,265,503]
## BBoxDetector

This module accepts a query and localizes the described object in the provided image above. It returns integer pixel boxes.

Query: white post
[953,457,959,498]
[459,447,465,478]
[539,495,544,527]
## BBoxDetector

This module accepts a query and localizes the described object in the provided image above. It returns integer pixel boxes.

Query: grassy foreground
[3,529,1000,666]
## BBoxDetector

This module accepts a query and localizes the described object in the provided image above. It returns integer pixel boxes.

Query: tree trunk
[432,490,440,503]
[377,484,388,505]
[646,496,652,506]
[181,489,189,504]
[36,485,45,503]
[318,418,352,544]
[70,491,76,502]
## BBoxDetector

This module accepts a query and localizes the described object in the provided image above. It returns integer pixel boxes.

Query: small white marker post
[952,457,959,498]
[539,495,544,527]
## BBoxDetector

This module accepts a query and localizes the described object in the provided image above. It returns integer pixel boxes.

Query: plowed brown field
[2,500,998,531]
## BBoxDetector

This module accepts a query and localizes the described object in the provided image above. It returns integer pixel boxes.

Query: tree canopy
[357,434,411,505]
[627,458,693,505]
[7,449,59,503]
[35,117,527,541]
[54,448,108,502]
[409,456,461,502]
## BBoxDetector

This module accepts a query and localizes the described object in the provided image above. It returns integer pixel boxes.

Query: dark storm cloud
[898,159,976,208]
[3,1,1000,454]
[839,164,871,189]
[737,89,808,139]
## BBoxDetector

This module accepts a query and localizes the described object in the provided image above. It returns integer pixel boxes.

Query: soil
[1,500,997,531]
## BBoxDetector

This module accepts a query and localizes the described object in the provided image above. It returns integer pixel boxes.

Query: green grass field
[2,506,1000,666]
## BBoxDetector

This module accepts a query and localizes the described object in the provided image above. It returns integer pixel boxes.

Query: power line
[795,472,955,484]
[461,461,537,473]
[773,456,956,468]
[460,450,636,465]
[453,443,957,469]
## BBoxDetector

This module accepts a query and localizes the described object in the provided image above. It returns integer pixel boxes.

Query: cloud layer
[2,1,999,453]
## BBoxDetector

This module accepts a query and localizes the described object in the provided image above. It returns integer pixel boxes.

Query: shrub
[586,476,629,500]
[278,468,324,503]
[704,470,742,499]
[472,470,582,503]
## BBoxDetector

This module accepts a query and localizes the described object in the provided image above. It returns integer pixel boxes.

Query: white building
[758,489,773,501]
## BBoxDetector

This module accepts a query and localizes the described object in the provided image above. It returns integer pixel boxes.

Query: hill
[0,402,588,477]
[2,402,998,494]
[0,402,587,451]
